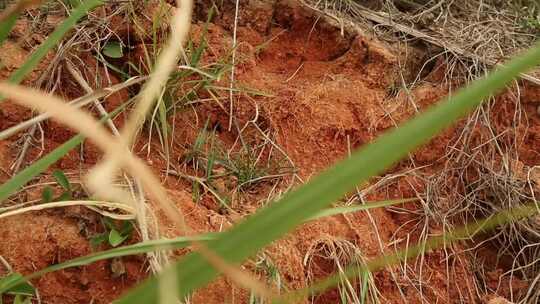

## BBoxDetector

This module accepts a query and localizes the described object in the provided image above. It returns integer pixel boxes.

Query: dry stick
[227,0,240,131]
[351,8,540,86]
[0,82,275,300]
[11,124,38,173]
[84,0,196,208]
[0,200,136,220]
[66,62,120,135]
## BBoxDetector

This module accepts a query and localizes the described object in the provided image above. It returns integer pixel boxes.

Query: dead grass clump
[304,236,381,303]
[304,0,540,85]
[419,95,540,303]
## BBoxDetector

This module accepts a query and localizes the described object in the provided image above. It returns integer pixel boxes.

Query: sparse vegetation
[0,1,539,304]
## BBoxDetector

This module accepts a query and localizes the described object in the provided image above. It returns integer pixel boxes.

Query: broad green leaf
[119,221,134,235]
[56,191,72,202]
[102,41,123,58]
[102,217,116,230]
[52,170,71,191]
[13,294,31,304]
[108,229,128,247]
[0,234,217,294]
[89,233,107,249]
[116,41,540,303]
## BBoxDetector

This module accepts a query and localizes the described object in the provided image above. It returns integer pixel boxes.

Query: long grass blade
[0,102,130,203]
[0,135,82,202]
[116,40,540,303]
[1,0,103,91]
[0,197,397,291]
[0,234,217,293]
[306,198,416,221]
[0,12,18,46]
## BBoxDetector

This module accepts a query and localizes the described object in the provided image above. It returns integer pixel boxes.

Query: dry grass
[304,236,381,304]
[301,1,540,302]
[305,0,540,85]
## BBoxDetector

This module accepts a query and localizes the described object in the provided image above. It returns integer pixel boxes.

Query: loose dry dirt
[0,1,539,303]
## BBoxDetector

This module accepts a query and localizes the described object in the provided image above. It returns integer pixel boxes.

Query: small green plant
[249,255,285,304]
[41,170,73,203]
[228,149,268,190]
[0,272,35,304]
[90,218,134,249]
[102,41,124,59]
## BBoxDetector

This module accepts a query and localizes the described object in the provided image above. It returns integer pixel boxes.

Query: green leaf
[89,233,108,250]
[41,186,54,204]
[119,221,134,235]
[0,136,82,203]
[115,41,540,304]
[52,170,71,191]
[102,217,116,230]
[0,234,217,294]
[0,12,18,47]
[56,191,72,202]
[0,273,34,296]
[108,229,128,247]
[13,294,31,304]
[102,41,123,58]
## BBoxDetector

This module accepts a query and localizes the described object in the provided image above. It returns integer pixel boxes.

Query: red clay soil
[0,1,539,303]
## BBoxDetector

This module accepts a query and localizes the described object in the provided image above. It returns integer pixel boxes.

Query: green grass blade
[0,234,217,293]
[306,198,417,221]
[0,197,397,293]
[0,12,19,46]
[116,41,540,303]
[0,135,82,202]
[2,0,103,89]
[0,102,130,203]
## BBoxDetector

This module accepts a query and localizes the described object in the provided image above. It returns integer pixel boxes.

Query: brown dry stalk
[85,0,195,235]
[0,200,136,220]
